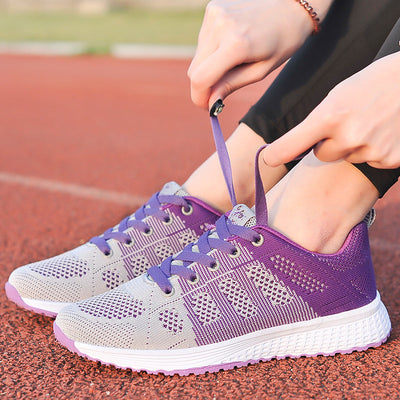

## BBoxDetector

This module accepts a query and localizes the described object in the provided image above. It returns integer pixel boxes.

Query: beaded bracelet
[294,0,321,34]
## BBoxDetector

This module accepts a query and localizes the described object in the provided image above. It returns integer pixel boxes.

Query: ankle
[268,208,359,253]
[265,153,379,254]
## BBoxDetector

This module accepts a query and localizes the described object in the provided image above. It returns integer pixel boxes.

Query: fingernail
[262,154,271,166]
[261,147,274,167]
[209,99,225,116]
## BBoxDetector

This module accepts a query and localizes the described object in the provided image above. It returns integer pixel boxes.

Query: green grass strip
[0,9,204,54]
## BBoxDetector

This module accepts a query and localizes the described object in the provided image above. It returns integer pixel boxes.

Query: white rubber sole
[22,297,71,315]
[55,291,391,375]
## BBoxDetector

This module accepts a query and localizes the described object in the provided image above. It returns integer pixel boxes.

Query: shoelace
[148,110,267,294]
[89,101,238,257]
[210,113,237,207]
[148,212,262,294]
[90,192,191,256]
[148,107,374,294]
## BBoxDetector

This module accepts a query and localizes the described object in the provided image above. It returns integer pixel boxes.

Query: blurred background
[0,0,208,54]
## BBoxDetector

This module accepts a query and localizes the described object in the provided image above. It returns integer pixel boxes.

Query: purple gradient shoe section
[5,282,57,318]
[184,196,221,216]
[52,203,391,375]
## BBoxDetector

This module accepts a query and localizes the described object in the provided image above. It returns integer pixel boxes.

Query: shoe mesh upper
[30,254,88,279]
[8,182,220,304]
[218,278,257,318]
[78,290,145,319]
[55,207,376,351]
[191,291,222,325]
[102,269,124,290]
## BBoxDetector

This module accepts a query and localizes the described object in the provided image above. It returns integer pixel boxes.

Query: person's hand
[263,52,400,169]
[188,0,333,109]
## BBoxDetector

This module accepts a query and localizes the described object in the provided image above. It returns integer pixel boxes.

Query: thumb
[263,108,326,167]
[190,44,246,109]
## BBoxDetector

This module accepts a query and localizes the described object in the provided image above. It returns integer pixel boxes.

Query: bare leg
[184,123,287,213]
[265,152,379,254]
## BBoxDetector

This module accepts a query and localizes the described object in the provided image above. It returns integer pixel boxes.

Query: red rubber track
[0,55,399,399]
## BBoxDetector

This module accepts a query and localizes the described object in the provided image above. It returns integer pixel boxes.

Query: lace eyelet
[163,286,175,297]
[251,234,264,247]
[228,247,241,259]
[188,273,200,285]
[181,203,193,216]
[144,273,154,285]
[162,215,174,226]
[142,226,153,236]
[103,249,113,258]
[208,260,220,271]
[124,238,134,247]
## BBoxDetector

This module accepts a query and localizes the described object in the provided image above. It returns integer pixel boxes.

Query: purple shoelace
[148,211,262,294]
[90,102,239,258]
[210,115,237,207]
[90,193,191,256]
[148,113,267,294]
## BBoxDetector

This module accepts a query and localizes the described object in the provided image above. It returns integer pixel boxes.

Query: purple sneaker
[53,147,391,375]
[6,106,238,319]
[6,182,221,317]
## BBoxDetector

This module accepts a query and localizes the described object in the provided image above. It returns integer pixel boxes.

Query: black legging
[240,0,400,197]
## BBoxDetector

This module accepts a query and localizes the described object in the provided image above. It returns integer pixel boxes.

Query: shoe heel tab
[363,209,376,230]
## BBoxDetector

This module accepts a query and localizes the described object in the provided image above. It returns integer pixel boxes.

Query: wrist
[289,0,334,36]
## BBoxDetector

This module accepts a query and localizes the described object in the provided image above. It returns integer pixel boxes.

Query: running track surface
[0,54,399,400]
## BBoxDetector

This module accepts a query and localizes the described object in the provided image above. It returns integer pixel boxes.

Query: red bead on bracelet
[295,0,321,34]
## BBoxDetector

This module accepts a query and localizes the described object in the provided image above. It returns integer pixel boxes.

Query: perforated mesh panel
[244,216,257,227]
[218,278,257,318]
[130,255,151,276]
[155,243,175,259]
[247,264,293,306]
[30,255,88,279]
[174,188,189,197]
[102,269,125,290]
[191,292,221,324]
[178,230,198,247]
[78,290,144,319]
[159,308,184,334]
[56,274,199,349]
[270,255,326,293]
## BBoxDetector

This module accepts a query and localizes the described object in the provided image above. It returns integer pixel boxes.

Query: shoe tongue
[228,204,256,227]
[159,181,189,197]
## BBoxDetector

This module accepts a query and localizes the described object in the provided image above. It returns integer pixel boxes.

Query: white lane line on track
[0,42,196,59]
[0,41,87,56]
[0,171,148,206]
[111,44,196,59]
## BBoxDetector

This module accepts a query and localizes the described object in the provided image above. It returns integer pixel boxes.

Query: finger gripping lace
[89,193,189,255]
[147,215,260,294]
